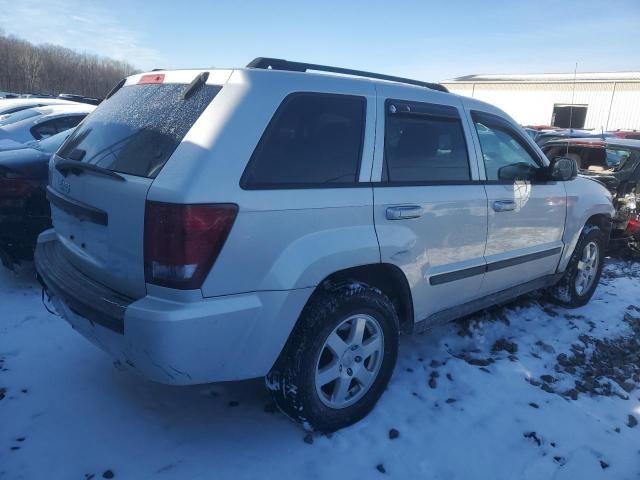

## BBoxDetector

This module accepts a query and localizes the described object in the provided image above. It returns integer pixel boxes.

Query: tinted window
[31,115,86,140]
[31,120,58,139]
[241,93,365,188]
[473,112,541,181]
[58,83,221,178]
[384,102,470,182]
[54,115,85,131]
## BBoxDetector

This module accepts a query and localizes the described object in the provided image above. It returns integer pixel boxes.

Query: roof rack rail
[246,57,449,93]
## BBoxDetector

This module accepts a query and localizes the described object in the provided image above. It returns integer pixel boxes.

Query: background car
[609,130,640,140]
[0,130,72,268]
[535,128,614,147]
[543,138,640,254]
[0,97,79,117]
[0,104,94,144]
[57,93,102,106]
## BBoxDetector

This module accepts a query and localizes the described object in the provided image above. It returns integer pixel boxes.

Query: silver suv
[35,58,614,432]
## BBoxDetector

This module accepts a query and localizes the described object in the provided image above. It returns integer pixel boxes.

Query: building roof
[444,72,640,83]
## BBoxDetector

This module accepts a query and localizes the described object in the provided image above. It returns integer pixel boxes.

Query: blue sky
[1,0,639,81]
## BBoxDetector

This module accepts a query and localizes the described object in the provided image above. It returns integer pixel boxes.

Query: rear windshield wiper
[182,72,209,100]
[55,159,126,182]
[105,78,126,100]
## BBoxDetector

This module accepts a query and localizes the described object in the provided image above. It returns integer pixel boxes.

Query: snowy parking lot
[1,261,639,480]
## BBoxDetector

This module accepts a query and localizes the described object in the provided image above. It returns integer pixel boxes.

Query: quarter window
[31,115,86,140]
[472,112,541,181]
[383,101,470,183]
[241,93,366,188]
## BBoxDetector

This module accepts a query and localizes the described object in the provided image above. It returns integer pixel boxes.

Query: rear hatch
[48,72,224,298]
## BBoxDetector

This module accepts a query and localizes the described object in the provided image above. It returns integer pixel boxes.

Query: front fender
[559,177,615,271]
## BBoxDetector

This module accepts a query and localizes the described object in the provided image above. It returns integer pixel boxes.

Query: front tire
[266,282,399,432]
[550,224,606,307]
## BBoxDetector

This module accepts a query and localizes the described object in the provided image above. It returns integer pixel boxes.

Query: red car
[609,130,640,140]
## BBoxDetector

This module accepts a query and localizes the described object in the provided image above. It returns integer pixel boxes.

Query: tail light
[144,202,238,290]
[624,217,640,237]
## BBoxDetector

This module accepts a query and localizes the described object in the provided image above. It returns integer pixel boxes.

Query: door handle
[492,200,516,212]
[386,205,424,220]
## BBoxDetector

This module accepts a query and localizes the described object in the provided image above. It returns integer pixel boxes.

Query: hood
[0,147,50,180]
[578,172,620,193]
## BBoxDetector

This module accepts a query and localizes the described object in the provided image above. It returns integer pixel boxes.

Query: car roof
[0,98,78,110]
[544,137,640,149]
[124,66,510,123]
[0,105,95,133]
[30,103,96,115]
[125,66,452,96]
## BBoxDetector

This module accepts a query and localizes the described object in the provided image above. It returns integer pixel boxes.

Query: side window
[472,112,542,181]
[31,119,58,140]
[241,93,366,188]
[383,101,470,183]
[31,115,85,140]
[54,115,85,132]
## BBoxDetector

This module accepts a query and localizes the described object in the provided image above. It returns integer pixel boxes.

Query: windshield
[0,108,43,127]
[58,83,221,178]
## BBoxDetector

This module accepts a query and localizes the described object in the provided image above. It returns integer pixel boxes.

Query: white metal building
[441,72,640,131]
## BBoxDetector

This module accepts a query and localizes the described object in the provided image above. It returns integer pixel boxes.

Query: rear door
[468,110,566,295]
[372,85,488,322]
[48,73,225,299]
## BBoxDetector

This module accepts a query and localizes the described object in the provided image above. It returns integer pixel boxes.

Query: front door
[469,110,566,295]
[372,86,488,322]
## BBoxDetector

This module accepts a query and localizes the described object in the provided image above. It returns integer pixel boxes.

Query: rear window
[1,105,40,116]
[241,93,366,189]
[58,83,221,178]
[544,145,634,172]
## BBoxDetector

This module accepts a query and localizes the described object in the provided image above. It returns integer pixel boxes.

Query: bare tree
[0,32,138,98]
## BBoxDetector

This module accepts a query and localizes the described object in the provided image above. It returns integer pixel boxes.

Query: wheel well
[313,263,414,333]
[586,213,613,238]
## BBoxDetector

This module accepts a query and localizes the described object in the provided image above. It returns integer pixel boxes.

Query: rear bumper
[35,231,313,385]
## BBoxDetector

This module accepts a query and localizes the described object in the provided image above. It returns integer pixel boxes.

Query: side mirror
[548,157,578,181]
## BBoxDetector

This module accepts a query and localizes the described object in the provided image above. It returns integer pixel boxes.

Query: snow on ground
[1,261,639,480]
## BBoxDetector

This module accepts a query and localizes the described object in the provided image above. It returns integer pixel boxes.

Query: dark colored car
[57,93,102,106]
[536,128,614,147]
[0,130,71,268]
[543,138,640,253]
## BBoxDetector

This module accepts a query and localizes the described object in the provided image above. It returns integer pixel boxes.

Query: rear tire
[549,224,606,308]
[266,282,399,432]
